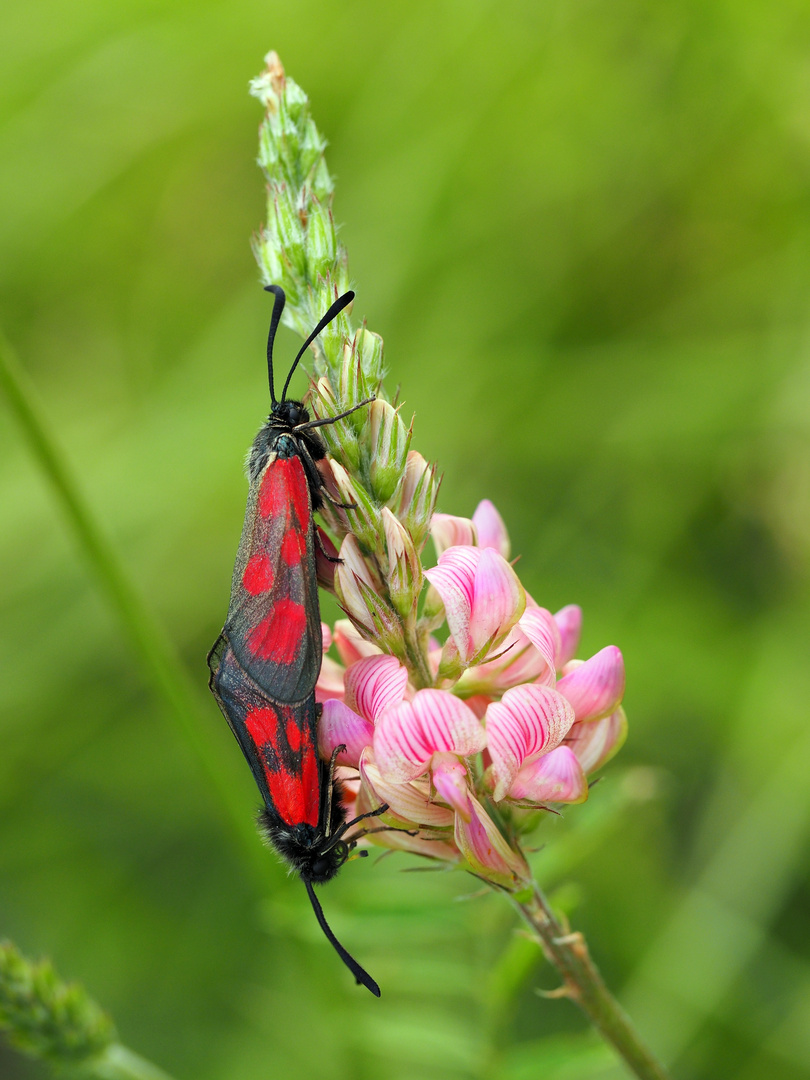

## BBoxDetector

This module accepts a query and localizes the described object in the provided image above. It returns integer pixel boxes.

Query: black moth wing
[222,445,323,705]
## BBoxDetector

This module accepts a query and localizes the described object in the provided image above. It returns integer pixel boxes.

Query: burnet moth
[208,286,385,996]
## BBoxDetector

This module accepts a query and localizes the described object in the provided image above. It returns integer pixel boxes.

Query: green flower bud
[368,400,411,505]
[382,508,423,618]
[398,451,440,553]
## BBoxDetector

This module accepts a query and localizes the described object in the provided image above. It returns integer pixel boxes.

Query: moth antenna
[263,285,286,405]
[322,803,389,853]
[280,290,355,403]
[303,878,380,997]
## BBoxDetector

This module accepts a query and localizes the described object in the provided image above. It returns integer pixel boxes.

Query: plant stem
[512,883,671,1080]
[91,1043,179,1080]
[0,328,266,885]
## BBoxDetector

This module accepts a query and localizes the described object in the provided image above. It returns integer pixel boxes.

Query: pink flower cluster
[317,500,626,890]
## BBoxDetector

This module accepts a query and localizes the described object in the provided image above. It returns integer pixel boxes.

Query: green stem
[0,328,266,885]
[90,1043,178,1080]
[512,883,671,1080]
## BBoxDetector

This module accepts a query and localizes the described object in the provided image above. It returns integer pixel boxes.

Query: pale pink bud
[344,654,408,722]
[553,605,582,668]
[454,794,530,889]
[485,684,576,801]
[424,546,526,667]
[332,619,382,666]
[507,745,588,804]
[314,527,339,590]
[556,647,625,723]
[319,700,374,768]
[566,708,628,774]
[472,500,511,559]
[358,750,455,828]
[431,752,474,820]
[430,513,476,557]
[381,507,423,617]
[517,607,562,681]
[333,536,405,653]
[373,689,486,783]
[398,451,440,553]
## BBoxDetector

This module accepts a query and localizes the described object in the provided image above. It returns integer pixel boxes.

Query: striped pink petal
[508,745,588,804]
[553,605,582,668]
[454,794,530,889]
[517,607,561,681]
[358,751,455,827]
[430,513,477,556]
[318,700,374,768]
[431,752,473,820]
[566,708,628,774]
[344,654,409,722]
[485,684,576,801]
[557,646,625,723]
[373,689,486,783]
[472,499,511,559]
[426,546,525,665]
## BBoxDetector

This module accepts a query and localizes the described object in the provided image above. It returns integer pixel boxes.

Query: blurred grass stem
[513,883,671,1080]
[0,328,267,884]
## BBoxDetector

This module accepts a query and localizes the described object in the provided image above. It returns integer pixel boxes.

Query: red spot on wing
[247,703,319,828]
[286,716,302,752]
[242,553,275,595]
[245,705,279,748]
[246,598,308,663]
[258,456,311,527]
[281,529,305,566]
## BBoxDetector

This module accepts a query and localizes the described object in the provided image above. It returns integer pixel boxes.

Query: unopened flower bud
[398,451,440,553]
[272,188,306,279]
[311,377,363,470]
[314,526,339,591]
[368,400,411,505]
[305,194,338,280]
[334,535,405,654]
[381,507,423,617]
[329,460,383,555]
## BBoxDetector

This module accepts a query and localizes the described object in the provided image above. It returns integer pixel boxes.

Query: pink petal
[431,513,477,556]
[485,684,576,801]
[321,623,333,651]
[315,655,345,704]
[556,646,625,723]
[566,708,628,774]
[468,549,526,658]
[344,654,409,722]
[332,619,383,667]
[508,745,588,804]
[553,605,582,668]
[431,752,473,820]
[424,547,478,661]
[318,700,375,768]
[374,689,486,782]
[358,751,455,827]
[472,499,511,559]
[517,607,561,680]
[454,794,530,889]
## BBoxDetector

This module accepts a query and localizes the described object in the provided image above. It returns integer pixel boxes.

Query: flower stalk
[251,51,670,1080]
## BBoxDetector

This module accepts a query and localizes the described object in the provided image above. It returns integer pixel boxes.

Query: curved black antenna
[280,290,355,403]
[303,878,381,997]
[263,285,287,405]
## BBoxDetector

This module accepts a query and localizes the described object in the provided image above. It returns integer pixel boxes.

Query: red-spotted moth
[208,286,384,995]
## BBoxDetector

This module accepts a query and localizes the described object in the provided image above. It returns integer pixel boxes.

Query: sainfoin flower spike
[245,54,669,1080]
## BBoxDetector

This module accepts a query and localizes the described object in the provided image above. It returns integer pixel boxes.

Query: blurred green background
[2,1,810,1078]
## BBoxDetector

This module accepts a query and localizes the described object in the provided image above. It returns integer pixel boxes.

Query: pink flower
[565,708,628,775]
[430,513,477,556]
[454,794,530,888]
[485,684,577,802]
[319,654,408,767]
[373,689,486,783]
[556,647,625,723]
[424,546,525,669]
[472,499,511,559]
